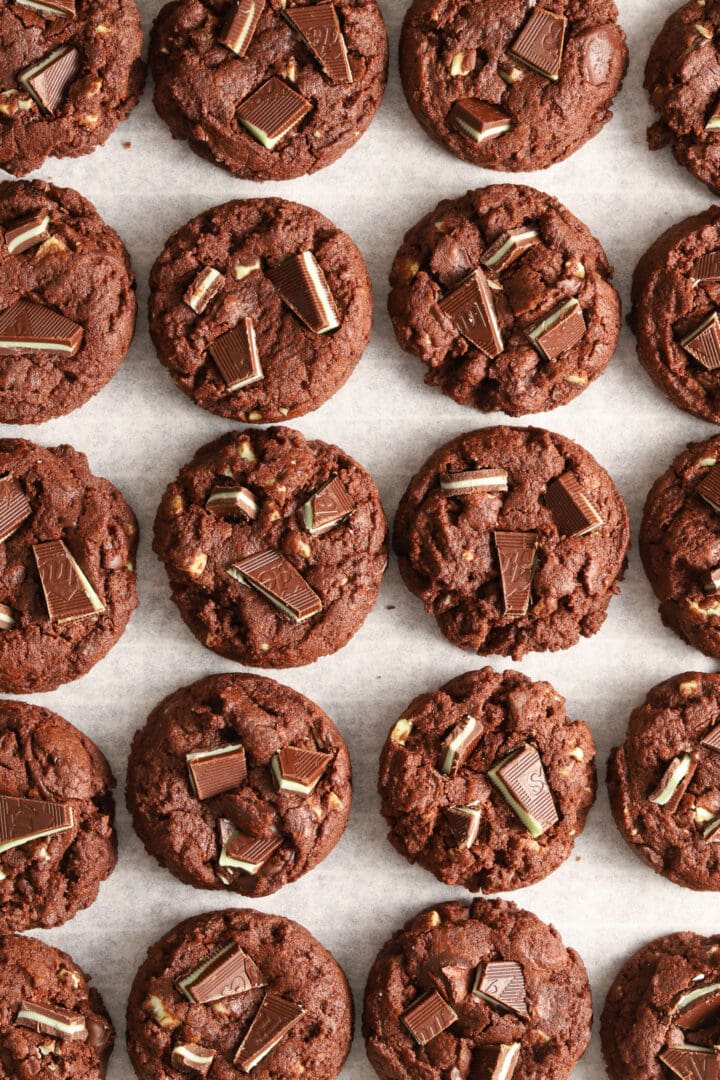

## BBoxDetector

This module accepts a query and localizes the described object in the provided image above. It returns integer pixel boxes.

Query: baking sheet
[13,0,720,1074]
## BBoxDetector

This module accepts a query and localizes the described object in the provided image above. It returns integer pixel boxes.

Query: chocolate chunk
[301,475,353,534]
[33,539,104,623]
[4,211,50,255]
[186,744,247,800]
[285,3,352,83]
[230,549,322,622]
[649,753,696,812]
[177,942,266,1004]
[488,743,559,838]
[209,317,264,391]
[660,1046,720,1079]
[19,46,79,113]
[707,99,720,132]
[473,962,528,1018]
[702,724,720,751]
[440,469,508,494]
[423,953,475,1004]
[171,1043,217,1076]
[510,7,567,80]
[237,77,312,149]
[704,567,720,593]
[693,252,720,282]
[439,715,482,775]
[545,471,603,537]
[15,1002,86,1041]
[697,464,720,512]
[0,793,73,853]
[493,531,537,618]
[401,990,458,1046]
[271,746,332,794]
[704,816,720,842]
[0,476,31,542]
[682,313,720,370]
[268,251,340,333]
[219,0,265,56]
[526,298,586,361]
[0,299,83,355]
[438,268,503,357]
[15,0,76,15]
[219,831,283,873]
[85,1017,112,1050]
[184,267,225,314]
[481,228,539,273]
[234,991,304,1071]
[469,1043,521,1080]
[206,486,259,521]
[446,805,481,848]
[675,982,720,1029]
[448,100,512,143]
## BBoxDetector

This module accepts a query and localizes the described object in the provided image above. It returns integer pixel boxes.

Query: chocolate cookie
[0,439,138,694]
[602,931,720,1080]
[0,0,145,177]
[127,673,351,897]
[639,434,720,659]
[150,0,387,182]
[388,184,621,416]
[363,898,592,1080]
[127,907,353,1079]
[645,0,720,197]
[149,198,372,424]
[399,0,627,171]
[153,427,387,668]
[379,667,596,894]
[394,425,629,660]
[0,179,137,424]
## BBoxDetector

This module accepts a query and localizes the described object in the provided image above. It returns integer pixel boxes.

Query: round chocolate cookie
[363,898,592,1080]
[0,0,145,177]
[127,907,353,1079]
[602,931,720,1080]
[0,439,138,694]
[399,0,627,172]
[0,700,116,931]
[645,0,720,197]
[378,667,596,893]
[0,932,114,1078]
[639,434,720,659]
[607,672,720,891]
[153,427,387,668]
[0,179,137,424]
[149,198,372,424]
[149,0,388,182]
[394,425,629,660]
[631,207,720,425]
[127,673,351,897]
[388,184,621,416]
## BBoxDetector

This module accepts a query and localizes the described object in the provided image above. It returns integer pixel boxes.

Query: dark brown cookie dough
[400,0,627,171]
[0,439,138,694]
[640,434,720,659]
[149,198,372,424]
[388,184,621,416]
[394,425,629,660]
[379,667,596,894]
[150,0,387,182]
[602,931,720,1080]
[645,0,720,197]
[127,673,351,897]
[0,0,145,177]
[0,179,137,424]
[363,898,592,1080]
[153,427,387,668]
[127,907,353,1079]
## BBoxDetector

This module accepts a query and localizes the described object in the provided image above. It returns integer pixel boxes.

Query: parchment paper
[12,0,720,1073]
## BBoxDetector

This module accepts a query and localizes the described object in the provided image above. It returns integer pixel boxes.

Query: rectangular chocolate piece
[177,942,266,1004]
[219,0,265,55]
[171,1043,216,1077]
[440,715,482,775]
[184,267,225,314]
[473,962,528,1018]
[469,1043,521,1080]
[267,251,340,333]
[401,990,457,1046]
[440,469,508,494]
[481,227,539,273]
[526,298,585,361]
[493,531,537,618]
[702,724,720,751]
[15,1002,86,1041]
[234,991,304,1071]
[15,0,76,15]
[649,752,697,814]
[210,317,263,391]
[660,1046,720,1080]
[675,982,720,1029]
[446,805,481,849]
[438,269,503,358]
[448,99,512,143]
[19,46,79,113]
[697,464,720,512]
[0,476,31,542]
[693,251,720,282]
[271,746,331,794]
[4,211,50,255]
[33,539,104,623]
[0,299,83,356]
[301,474,353,534]
[221,831,282,872]
[237,77,312,149]
[206,485,259,521]
[510,7,567,80]
[545,471,603,537]
[682,312,720,370]
[704,566,720,594]
[230,548,322,623]
[488,743,558,837]
[285,3,353,83]
[0,793,73,853]
[186,743,247,800]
